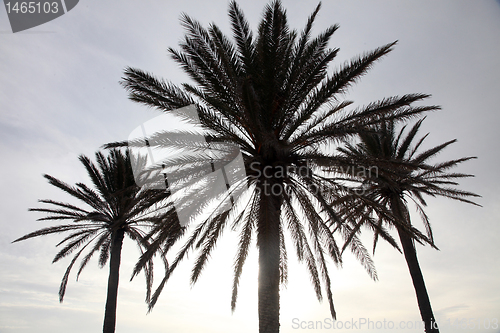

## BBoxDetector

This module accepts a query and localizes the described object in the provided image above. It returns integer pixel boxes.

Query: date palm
[13,149,182,333]
[116,1,439,332]
[334,118,480,333]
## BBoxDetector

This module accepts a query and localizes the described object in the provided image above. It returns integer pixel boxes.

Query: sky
[0,1,499,332]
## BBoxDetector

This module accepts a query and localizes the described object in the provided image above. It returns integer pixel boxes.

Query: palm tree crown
[13,149,182,333]
[116,1,440,332]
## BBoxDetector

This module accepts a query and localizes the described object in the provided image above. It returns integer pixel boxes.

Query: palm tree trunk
[397,228,439,333]
[390,196,438,333]
[103,229,125,333]
[257,185,281,333]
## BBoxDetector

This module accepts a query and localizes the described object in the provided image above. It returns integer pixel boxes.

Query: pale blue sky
[1,1,499,332]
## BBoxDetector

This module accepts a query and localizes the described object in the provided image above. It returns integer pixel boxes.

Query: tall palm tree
[13,149,182,333]
[116,1,439,332]
[333,118,480,333]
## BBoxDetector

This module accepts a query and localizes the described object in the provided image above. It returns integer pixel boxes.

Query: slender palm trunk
[397,228,439,333]
[257,183,281,333]
[391,196,438,333]
[103,229,125,333]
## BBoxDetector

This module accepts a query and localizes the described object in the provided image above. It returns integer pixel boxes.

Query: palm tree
[333,118,480,333]
[13,149,183,333]
[116,1,439,332]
